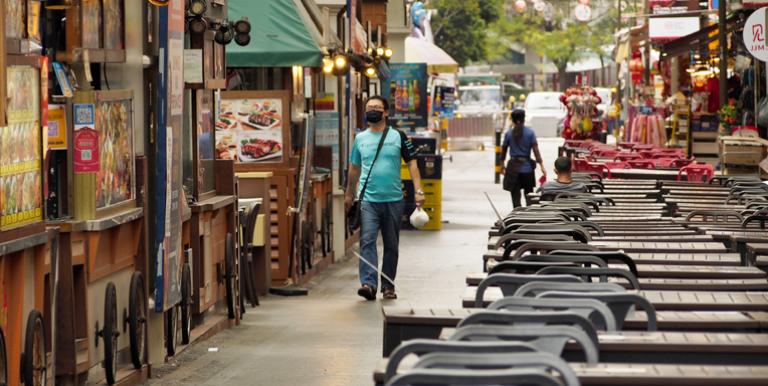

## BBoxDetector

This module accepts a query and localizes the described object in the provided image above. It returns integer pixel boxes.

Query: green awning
[227,0,322,68]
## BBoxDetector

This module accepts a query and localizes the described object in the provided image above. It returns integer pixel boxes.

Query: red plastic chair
[671,158,694,168]
[573,159,608,176]
[654,158,677,168]
[603,161,628,178]
[592,149,620,158]
[614,153,642,161]
[633,144,656,151]
[627,160,656,169]
[678,163,714,183]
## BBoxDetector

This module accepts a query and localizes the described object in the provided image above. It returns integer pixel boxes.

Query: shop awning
[404,37,459,73]
[659,13,746,58]
[227,0,322,67]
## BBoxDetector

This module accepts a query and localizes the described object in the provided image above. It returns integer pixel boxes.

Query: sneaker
[382,288,397,300]
[357,285,376,301]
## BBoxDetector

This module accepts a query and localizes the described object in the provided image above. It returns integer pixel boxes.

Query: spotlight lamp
[322,58,334,74]
[384,48,393,59]
[233,17,252,46]
[331,52,349,76]
[214,20,234,45]
[376,47,384,57]
[189,0,207,16]
[364,65,377,78]
[188,16,207,34]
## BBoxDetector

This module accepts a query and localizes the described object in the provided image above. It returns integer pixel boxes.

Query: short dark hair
[554,156,572,173]
[511,109,525,124]
[365,95,389,111]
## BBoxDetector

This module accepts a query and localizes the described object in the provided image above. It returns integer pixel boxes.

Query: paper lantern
[515,0,527,13]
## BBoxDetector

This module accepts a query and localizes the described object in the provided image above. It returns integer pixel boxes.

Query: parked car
[523,92,566,138]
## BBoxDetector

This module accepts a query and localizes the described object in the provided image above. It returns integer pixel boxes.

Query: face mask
[365,110,384,123]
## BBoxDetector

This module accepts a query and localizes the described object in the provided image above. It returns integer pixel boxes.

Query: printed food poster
[216,98,284,162]
[0,66,43,230]
[95,99,133,208]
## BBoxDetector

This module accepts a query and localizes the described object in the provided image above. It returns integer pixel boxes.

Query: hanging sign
[744,8,768,62]
[575,4,592,22]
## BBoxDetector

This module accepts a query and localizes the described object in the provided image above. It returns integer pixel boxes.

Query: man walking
[345,96,424,300]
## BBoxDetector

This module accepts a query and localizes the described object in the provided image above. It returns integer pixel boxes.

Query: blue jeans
[359,200,404,291]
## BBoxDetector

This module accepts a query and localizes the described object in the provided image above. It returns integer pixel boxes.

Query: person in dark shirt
[501,109,546,208]
[540,156,587,198]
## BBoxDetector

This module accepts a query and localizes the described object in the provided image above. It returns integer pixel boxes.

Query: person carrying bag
[501,109,546,208]
[345,96,423,301]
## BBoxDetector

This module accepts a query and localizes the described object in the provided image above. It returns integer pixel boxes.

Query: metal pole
[718,0,727,109]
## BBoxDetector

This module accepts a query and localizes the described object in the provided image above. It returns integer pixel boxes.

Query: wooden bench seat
[484,251,742,267]
[373,360,768,386]
[465,288,768,310]
[437,328,768,365]
[467,265,767,284]
[380,306,768,357]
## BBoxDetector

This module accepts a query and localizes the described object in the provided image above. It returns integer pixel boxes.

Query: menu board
[95,98,133,208]
[5,0,25,39]
[81,0,102,49]
[383,63,429,128]
[102,0,123,50]
[0,66,42,230]
[216,96,284,163]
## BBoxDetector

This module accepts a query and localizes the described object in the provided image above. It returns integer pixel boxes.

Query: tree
[430,0,502,66]
[489,1,618,90]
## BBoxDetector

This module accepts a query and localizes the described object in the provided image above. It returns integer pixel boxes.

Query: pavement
[146,138,564,386]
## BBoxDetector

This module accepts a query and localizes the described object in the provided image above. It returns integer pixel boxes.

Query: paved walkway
[147,139,562,385]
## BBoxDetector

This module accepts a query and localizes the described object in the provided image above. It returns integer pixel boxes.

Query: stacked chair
[377,167,768,385]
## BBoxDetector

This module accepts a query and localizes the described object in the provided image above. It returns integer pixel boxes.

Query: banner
[154,0,185,312]
[383,63,428,128]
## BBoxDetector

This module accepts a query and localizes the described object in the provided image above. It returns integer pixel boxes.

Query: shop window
[182,90,194,200]
[196,90,215,195]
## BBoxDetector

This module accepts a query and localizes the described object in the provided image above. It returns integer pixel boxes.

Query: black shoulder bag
[347,127,389,232]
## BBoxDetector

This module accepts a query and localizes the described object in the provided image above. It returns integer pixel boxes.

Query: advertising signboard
[383,63,429,128]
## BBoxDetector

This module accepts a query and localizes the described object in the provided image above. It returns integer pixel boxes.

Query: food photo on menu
[215,98,284,162]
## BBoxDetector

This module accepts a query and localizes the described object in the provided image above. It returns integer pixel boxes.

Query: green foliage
[487,2,619,90]
[430,0,502,66]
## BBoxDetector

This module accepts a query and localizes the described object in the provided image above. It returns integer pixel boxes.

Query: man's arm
[408,160,425,206]
[500,131,509,166]
[345,164,361,209]
[399,130,424,206]
[532,143,547,178]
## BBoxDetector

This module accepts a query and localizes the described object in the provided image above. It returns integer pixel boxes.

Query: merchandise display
[560,86,602,140]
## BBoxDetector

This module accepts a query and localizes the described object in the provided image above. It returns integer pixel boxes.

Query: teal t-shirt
[350,127,417,202]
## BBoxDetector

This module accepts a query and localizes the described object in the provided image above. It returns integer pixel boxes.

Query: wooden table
[438,328,768,365]
[464,288,768,310]
[380,306,768,357]
[374,361,768,386]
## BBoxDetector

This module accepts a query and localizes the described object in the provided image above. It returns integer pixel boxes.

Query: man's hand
[344,193,354,211]
[415,190,426,207]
